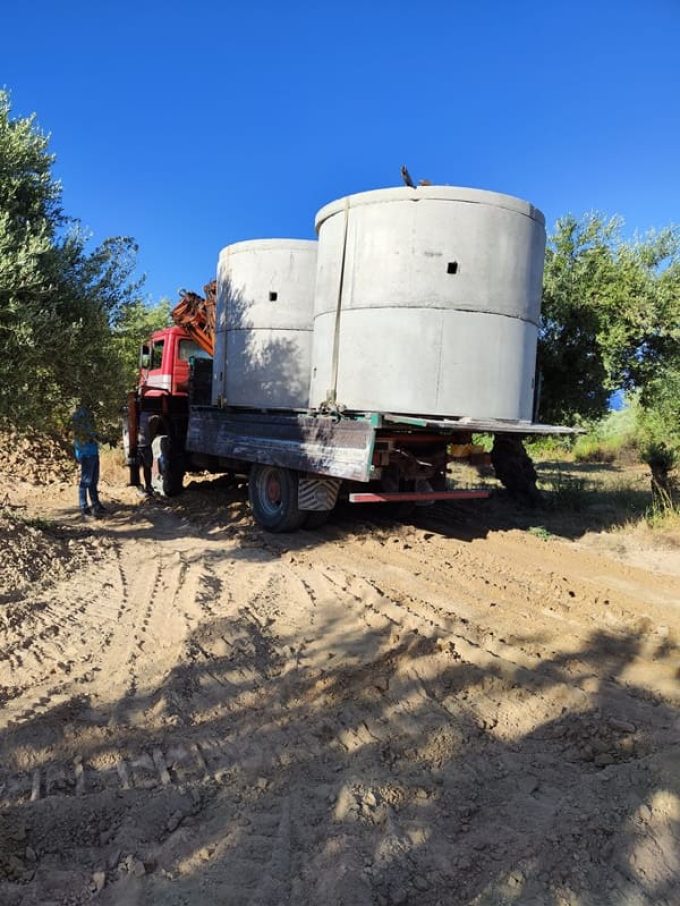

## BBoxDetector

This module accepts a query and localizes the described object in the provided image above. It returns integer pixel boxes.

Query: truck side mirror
[140,345,150,369]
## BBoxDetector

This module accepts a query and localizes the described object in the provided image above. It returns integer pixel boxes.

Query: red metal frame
[375,433,462,444]
[348,490,491,504]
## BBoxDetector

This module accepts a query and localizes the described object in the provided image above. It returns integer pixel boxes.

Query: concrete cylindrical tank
[309,186,546,420]
[212,239,317,409]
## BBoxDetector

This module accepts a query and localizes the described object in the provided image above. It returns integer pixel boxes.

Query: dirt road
[1,474,679,905]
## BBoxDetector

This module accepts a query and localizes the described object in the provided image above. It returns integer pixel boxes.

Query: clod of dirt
[0,428,76,486]
[0,511,112,602]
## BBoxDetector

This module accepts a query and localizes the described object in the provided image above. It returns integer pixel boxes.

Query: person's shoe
[92,504,108,517]
[144,485,155,497]
[80,506,92,519]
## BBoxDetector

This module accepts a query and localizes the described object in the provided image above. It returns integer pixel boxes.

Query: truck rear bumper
[349,490,491,504]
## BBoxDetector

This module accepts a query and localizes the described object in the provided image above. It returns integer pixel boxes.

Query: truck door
[144,338,171,392]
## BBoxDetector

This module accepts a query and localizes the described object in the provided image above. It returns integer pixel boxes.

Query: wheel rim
[257,467,284,517]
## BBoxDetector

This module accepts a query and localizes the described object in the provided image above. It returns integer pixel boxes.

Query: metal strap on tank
[324,196,350,409]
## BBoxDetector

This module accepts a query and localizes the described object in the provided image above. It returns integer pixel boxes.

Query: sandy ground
[0,464,679,906]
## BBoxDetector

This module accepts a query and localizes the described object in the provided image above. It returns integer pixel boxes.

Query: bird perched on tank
[400,165,415,188]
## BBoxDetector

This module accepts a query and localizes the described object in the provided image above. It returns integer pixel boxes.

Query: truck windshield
[179,339,211,361]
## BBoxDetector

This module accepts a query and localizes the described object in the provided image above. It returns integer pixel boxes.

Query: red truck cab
[124,325,212,494]
[140,326,211,398]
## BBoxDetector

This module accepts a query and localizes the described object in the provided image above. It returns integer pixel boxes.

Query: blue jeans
[79,455,100,509]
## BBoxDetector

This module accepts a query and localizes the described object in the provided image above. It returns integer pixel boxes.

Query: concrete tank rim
[218,238,317,260]
[314,185,545,233]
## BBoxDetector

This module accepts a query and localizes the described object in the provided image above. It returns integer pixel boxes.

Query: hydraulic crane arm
[171,280,216,357]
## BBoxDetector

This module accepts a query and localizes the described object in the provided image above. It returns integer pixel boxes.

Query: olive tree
[0,89,144,432]
[539,214,679,497]
[539,214,679,425]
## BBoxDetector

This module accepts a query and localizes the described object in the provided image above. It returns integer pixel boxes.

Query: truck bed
[185,407,376,482]
[185,406,574,484]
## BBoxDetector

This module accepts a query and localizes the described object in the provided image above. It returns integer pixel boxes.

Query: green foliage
[525,433,574,460]
[572,439,616,464]
[539,214,680,425]
[640,439,676,473]
[0,92,61,229]
[526,525,553,541]
[471,433,493,452]
[645,498,680,527]
[636,350,680,465]
[0,89,147,433]
[113,297,171,391]
[572,403,639,463]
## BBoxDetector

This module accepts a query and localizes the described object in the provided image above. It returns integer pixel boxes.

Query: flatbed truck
[124,306,571,531]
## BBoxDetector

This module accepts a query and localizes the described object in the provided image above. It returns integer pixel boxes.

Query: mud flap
[298,477,341,512]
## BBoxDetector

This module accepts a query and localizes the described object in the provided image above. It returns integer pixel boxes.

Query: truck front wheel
[152,435,184,497]
[248,465,305,533]
[162,449,185,497]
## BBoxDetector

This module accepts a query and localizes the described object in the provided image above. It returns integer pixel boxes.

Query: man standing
[72,404,107,518]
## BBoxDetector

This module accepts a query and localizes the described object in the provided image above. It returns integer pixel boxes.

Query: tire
[152,435,184,497]
[162,449,185,497]
[248,465,306,533]
[303,509,332,529]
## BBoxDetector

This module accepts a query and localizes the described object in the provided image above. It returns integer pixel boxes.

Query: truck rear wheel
[303,510,332,529]
[248,465,306,533]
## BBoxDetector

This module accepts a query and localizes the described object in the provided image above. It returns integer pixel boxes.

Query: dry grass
[99,446,129,486]
[449,454,680,548]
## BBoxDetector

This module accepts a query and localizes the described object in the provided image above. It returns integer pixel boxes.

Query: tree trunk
[491,435,542,506]
[649,462,674,508]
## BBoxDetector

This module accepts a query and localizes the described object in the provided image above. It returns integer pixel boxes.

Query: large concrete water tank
[213,239,317,409]
[309,186,546,420]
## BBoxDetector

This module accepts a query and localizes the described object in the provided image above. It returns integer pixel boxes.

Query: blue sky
[3,0,679,303]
